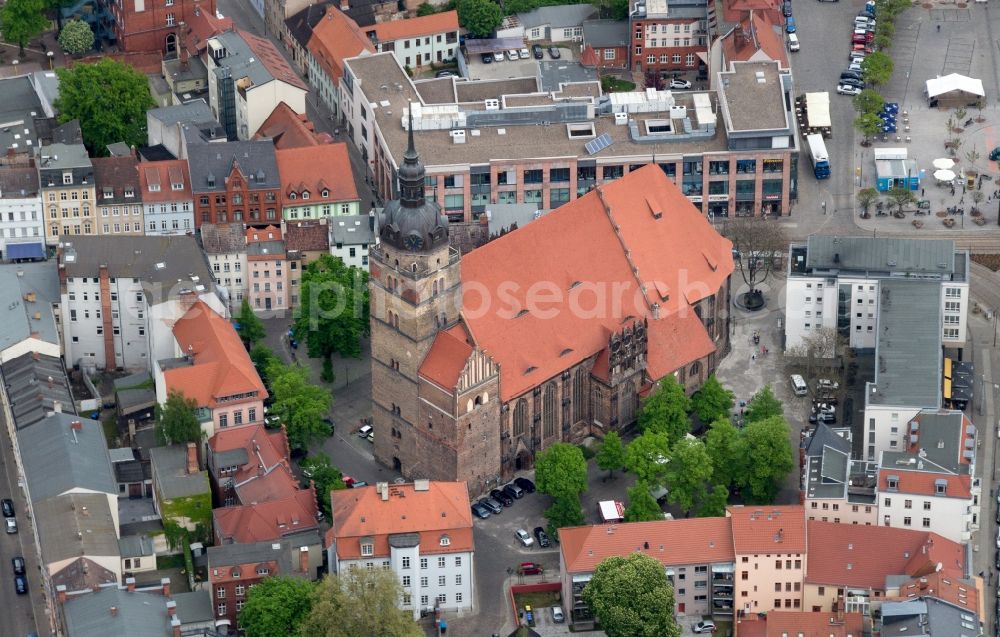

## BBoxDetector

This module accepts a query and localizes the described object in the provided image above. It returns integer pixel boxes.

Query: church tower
[369,106,462,477]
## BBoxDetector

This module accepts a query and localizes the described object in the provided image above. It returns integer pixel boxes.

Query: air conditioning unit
[450,130,466,144]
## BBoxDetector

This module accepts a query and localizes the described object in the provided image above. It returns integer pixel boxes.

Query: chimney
[171,616,182,637]
[71,420,83,431]
[56,584,67,604]
[126,577,136,592]
[53,400,62,413]
[166,600,177,616]
[299,546,310,574]
[340,0,349,10]
[161,577,171,597]
[110,606,118,617]
[186,442,199,475]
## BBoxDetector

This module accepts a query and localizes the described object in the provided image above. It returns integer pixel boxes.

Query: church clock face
[403,232,424,251]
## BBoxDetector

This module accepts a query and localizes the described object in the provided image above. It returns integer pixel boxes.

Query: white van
[787,33,800,52]
[357,424,373,437]
[790,374,808,396]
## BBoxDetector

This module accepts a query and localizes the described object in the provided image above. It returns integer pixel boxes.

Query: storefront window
[709,161,729,175]
[763,159,783,174]
[708,181,729,195]
[602,165,624,180]
[524,169,543,184]
[735,159,757,174]
[550,188,570,206]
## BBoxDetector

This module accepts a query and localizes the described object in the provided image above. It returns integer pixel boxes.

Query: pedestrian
[963,184,967,194]
[937,24,941,31]
[921,188,925,197]
[752,353,757,361]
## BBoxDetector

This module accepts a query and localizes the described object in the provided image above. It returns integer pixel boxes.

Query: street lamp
[47,51,53,69]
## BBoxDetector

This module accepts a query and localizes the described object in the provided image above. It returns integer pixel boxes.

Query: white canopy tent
[926,74,985,107]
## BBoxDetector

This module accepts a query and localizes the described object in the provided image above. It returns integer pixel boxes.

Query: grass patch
[102,416,118,448]
[601,76,636,92]
[156,554,185,570]
[514,590,561,610]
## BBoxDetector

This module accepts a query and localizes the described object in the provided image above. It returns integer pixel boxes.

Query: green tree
[857,187,880,216]
[663,437,713,515]
[887,186,916,215]
[624,481,663,522]
[57,18,94,55]
[744,385,783,424]
[301,568,422,637]
[1,0,49,56]
[637,376,691,444]
[239,576,315,637]
[300,452,346,519]
[55,59,155,156]
[544,493,585,539]
[595,431,627,480]
[696,483,729,518]
[689,375,733,425]
[48,0,77,30]
[236,299,266,348]
[704,418,741,489]
[416,2,437,15]
[625,431,671,486]
[737,415,795,503]
[457,0,502,38]
[250,343,279,382]
[855,113,884,145]
[535,442,588,501]
[609,0,630,19]
[294,254,369,362]
[155,390,203,445]
[267,360,332,451]
[853,88,885,115]
[582,553,681,637]
[861,51,894,88]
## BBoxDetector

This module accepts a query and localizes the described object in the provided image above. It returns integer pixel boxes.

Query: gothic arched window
[542,384,556,438]
[513,399,528,437]
[572,368,586,422]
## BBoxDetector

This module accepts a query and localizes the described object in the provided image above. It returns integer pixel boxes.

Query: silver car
[515,528,534,547]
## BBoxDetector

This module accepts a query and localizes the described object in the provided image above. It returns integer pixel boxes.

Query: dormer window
[302,191,310,200]
[124,187,134,198]
[148,183,161,192]
[935,479,947,495]
[321,189,329,198]
[439,535,450,547]
[289,192,297,200]
[886,475,899,491]
[256,567,269,576]
[171,181,183,191]
[361,542,373,556]
[102,188,113,198]
[62,171,72,185]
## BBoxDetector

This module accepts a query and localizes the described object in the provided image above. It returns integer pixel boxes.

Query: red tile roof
[165,301,268,409]
[459,165,733,402]
[240,30,308,91]
[891,572,979,613]
[209,424,298,505]
[721,12,788,68]
[137,160,192,202]
[328,481,473,559]
[284,220,330,252]
[214,489,319,544]
[762,611,865,637]
[878,468,972,499]
[419,327,474,390]
[805,521,966,589]
[275,145,359,203]
[181,9,233,56]
[307,7,375,85]
[255,102,326,149]
[559,518,735,573]
[727,505,807,554]
[369,11,459,42]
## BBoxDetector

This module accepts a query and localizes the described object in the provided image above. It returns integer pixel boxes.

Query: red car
[517,562,544,575]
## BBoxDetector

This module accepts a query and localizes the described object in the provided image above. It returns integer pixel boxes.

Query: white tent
[804,92,831,128]
[926,74,985,99]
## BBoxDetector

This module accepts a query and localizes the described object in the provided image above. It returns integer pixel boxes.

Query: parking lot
[465,45,576,81]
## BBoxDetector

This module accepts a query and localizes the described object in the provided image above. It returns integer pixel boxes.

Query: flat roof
[0,261,60,353]
[806,236,957,275]
[719,61,790,132]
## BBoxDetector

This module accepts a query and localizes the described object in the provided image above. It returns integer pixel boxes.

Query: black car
[11,557,24,576]
[503,483,525,499]
[480,52,494,64]
[533,526,551,548]
[491,489,514,506]
[471,503,490,519]
[548,47,561,59]
[996,549,1000,569]
[1,499,13,518]
[532,44,544,59]
[478,497,503,514]
[514,477,536,493]
[14,573,26,595]
[840,70,863,81]
[782,1,792,16]
[840,77,865,89]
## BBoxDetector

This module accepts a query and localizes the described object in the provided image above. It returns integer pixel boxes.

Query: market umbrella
[934,169,956,182]
[933,158,955,170]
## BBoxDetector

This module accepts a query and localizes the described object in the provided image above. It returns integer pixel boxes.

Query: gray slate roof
[173,590,215,623]
[210,31,277,91]
[518,4,597,29]
[0,75,44,153]
[200,223,247,254]
[881,410,970,477]
[806,236,956,275]
[59,235,213,292]
[35,492,119,566]
[207,531,319,570]
[804,423,852,457]
[1,351,75,427]
[148,100,215,128]
[149,445,210,501]
[18,413,116,502]
[119,534,156,558]
[868,280,942,408]
[37,142,91,170]
[329,215,375,246]
[185,138,280,193]
[582,19,629,47]
[0,165,40,198]
[64,586,172,637]
[0,261,61,354]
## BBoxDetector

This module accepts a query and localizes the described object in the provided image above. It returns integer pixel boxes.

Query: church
[369,113,735,496]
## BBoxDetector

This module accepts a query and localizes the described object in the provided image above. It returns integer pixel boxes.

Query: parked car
[1,499,13,518]
[479,497,503,514]
[517,562,544,575]
[365,430,374,443]
[809,411,837,424]
[837,85,862,96]
[533,526,551,547]
[264,414,281,428]
[358,425,372,438]
[471,503,491,519]
[11,557,24,576]
[995,549,1000,569]
[785,16,796,33]
[990,146,1000,161]
[782,0,792,15]
[848,61,863,72]
[519,48,530,59]
[480,52,494,64]
[515,528,534,547]
[491,489,514,506]
[840,70,863,81]
[551,606,565,623]
[817,379,840,391]
[669,79,692,89]
[532,44,544,59]
[693,620,717,633]
[548,47,561,59]
[5,518,16,534]
[840,77,865,89]
[435,70,456,78]
[508,49,520,61]
[995,527,1000,549]
[514,477,536,493]
[504,483,525,499]
[14,573,26,595]
[494,51,505,62]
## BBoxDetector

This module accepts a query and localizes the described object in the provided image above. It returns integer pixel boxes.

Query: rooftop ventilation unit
[450,130,466,145]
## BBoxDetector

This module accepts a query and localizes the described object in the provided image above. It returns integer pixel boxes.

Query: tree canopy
[704,418,741,490]
[55,59,155,156]
[535,442,588,500]
[239,576,315,637]
[861,51,894,87]
[300,452,346,519]
[267,359,332,450]
[855,113,883,145]
[1,0,48,56]
[155,390,203,445]
[625,431,671,487]
[457,0,502,38]
[662,436,713,514]
[624,481,663,522]
[637,376,691,444]
[744,385,783,424]
[690,375,734,425]
[58,18,94,55]
[853,88,885,115]
[544,492,585,539]
[595,431,627,480]
[300,568,423,637]
[582,553,681,637]
[294,254,369,361]
[722,215,788,298]
[237,299,266,348]
[697,483,730,518]
[736,415,795,503]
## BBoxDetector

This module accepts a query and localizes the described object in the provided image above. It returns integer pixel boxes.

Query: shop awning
[943,378,952,400]
[944,357,952,379]
[6,242,44,260]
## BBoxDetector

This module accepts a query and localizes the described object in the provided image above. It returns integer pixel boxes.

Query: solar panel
[585,133,613,155]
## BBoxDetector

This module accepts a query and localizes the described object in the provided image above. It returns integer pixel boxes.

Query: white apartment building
[138,160,196,236]
[363,11,460,69]
[199,223,247,312]
[0,165,44,260]
[328,481,474,618]
[329,215,375,270]
[785,236,969,352]
[58,235,219,372]
[876,410,979,544]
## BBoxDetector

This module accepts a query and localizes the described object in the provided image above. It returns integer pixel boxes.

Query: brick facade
[194,162,281,228]
[102,0,217,54]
